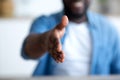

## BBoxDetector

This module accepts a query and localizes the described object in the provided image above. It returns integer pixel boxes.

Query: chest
[63,22,92,60]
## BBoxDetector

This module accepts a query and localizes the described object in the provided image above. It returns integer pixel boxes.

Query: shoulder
[88,11,119,45]
[88,11,118,35]
[30,12,63,33]
[88,11,112,27]
[32,12,63,29]
[35,11,62,24]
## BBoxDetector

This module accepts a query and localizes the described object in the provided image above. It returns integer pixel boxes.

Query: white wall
[13,0,63,17]
[0,0,63,77]
[0,19,36,77]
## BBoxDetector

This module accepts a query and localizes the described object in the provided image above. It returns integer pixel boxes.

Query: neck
[69,15,87,23]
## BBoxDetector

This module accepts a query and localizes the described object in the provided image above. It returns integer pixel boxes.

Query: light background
[0,0,120,77]
[0,0,63,77]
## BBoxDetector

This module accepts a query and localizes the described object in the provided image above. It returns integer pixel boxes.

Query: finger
[56,51,65,63]
[48,37,61,62]
[48,35,64,63]
[49,35,61,52]
[53,38,62,52]
[56,42,62,52]
[50,51,65,63]
[56,15,69,30]
[52,38,63,61]
[59,51,65,62]
[48,45,64,63]
[61,51,65,62]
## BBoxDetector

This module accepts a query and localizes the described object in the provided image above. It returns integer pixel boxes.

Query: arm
[22,15,68,63]
[24,31,50,59]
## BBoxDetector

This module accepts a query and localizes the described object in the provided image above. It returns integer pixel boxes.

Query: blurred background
[0,0,120,77]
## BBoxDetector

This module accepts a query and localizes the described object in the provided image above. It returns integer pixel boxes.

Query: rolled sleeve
[21,16,51,60]
[21,38,30,59]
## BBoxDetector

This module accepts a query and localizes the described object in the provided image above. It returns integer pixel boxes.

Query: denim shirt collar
[57,10,96,28]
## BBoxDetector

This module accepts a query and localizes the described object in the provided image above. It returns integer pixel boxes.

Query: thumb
[56,15,69,30]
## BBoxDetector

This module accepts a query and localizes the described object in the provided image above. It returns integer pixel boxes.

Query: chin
[67,11,86,19]
[64,7,87,19]
[72,13,84,18]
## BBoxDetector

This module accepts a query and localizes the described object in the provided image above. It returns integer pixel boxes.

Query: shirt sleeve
[21,16,50,59]
[110,27,120,74]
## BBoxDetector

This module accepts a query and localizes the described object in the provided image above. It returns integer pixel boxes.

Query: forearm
[24,31,49,59]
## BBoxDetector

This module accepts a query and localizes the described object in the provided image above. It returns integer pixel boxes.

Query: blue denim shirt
[21,11,120,76]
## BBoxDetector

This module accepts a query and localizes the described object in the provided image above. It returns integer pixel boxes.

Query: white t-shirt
[52,22,92,76]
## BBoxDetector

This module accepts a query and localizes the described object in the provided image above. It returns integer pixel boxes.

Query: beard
[64,6,85,19]
[63,1,89,19]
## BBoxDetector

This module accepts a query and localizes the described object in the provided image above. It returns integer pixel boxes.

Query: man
[21,0,120,76]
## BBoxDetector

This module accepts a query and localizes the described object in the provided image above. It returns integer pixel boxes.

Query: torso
[51,22,92,76]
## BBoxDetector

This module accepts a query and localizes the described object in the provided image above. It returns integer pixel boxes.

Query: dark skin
[63,0,90,23]
[24,0,90,63]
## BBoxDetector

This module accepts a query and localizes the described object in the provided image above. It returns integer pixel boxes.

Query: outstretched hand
[47,15,69,63]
